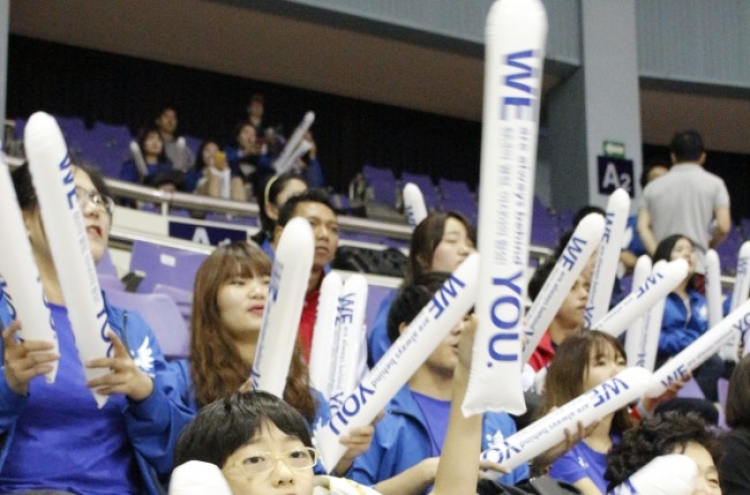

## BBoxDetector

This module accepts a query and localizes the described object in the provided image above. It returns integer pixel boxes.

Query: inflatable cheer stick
[403,183,428,228]
[593,259,688,338]
[274,112,315,174]
[329,275,369,412]
[481,367,652,473]
[609,454,697,495]
[129,140,148,178]
[467,0,548,417]
[169,461,233,495]
[625,258,666,371]
[251,217,314,397]
[647,298,750,397]
[309,272,343,399]
[523,214,604,363]
[0,159,58,382]
[585,188,630,327]
[25,112,111,406]
[316,254,479,471]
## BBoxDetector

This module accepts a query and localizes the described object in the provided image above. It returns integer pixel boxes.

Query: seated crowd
[0,127,746,495]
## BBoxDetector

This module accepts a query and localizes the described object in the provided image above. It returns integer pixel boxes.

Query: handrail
[109,225,215,255]
[105,178,416,240]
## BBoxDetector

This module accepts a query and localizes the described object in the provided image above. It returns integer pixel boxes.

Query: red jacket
[528,331,555,372]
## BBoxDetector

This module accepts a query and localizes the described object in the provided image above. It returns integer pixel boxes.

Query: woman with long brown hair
[543,330,633,495]
[170,241,372,474]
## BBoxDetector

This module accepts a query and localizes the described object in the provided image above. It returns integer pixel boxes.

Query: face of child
[221,421,315,495]
[430,217,476,272]
[217,273,270,339]
[583,343,626,391]
[677,441,721,495]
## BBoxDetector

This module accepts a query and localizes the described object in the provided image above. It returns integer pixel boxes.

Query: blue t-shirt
[0,304,139,495]
[411,392,451,457]
[550,439,610,493]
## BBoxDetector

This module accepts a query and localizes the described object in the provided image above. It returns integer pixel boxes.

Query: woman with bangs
[367,211,477,367]
[542,331,632,495]
[170,241,373,475]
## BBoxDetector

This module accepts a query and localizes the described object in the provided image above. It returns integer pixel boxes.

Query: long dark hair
[653,233,696,290]
[542,330,633,435]
[251,172,308,244]
[189,241,317,421]
[406,211,476,286]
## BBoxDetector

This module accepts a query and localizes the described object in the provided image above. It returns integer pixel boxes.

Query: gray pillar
[548,0,642,211]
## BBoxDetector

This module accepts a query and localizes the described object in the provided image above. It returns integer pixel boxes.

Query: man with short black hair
[275,189,340,361]
[637,130,731,290]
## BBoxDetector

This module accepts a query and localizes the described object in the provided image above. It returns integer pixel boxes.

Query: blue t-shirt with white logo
[0,303,139,495]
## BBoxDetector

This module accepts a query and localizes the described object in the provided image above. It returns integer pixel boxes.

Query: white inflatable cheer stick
[727,243,750,360]
[251,217,314,397]
[316,254,480,471]
[523,214,604,363]
[169,461,233,495]
[25,112,112,406]
[705,250,723,328]
[329,275,369,413]
[309,272,343,399]
[129,140,148,177]
[625,259,666,372]
[403,182,428,228]
[625,256,652,366]
[594,259,688,338]
[174,136,187,172]
[467,0,548,417]
[481,367,652,473]
[609,454,698,495]
[274,111,315,174]
[646,298,750,397]
[0,159,59,382]
[585,189,630,327]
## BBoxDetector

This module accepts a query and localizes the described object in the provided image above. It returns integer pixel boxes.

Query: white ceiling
[9,0,750,154]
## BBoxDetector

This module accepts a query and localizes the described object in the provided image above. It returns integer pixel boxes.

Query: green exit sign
[603,141,626,158]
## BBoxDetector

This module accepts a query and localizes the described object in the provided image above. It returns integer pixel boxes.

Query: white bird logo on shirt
[132,337,155,376]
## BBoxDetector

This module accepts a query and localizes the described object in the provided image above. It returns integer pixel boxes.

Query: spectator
[543,331,632,494]
[718,354,750,494]
[246,93,267,135]
[621,158,670,272]
[349,273,527,495]
[526,254,594,372]
[172,391,377,495]
[155,105,195,172]
[225,122,273,201]
[120,126,185,192]
[637,130,731,292]
[0,163,191,494]
[190,138,247,202]
[605,412,722,494]
[251,172,308,259]
[275,190,339,362]
[168,241,372,475]
[653,234,725,402]
[367,211,476,367]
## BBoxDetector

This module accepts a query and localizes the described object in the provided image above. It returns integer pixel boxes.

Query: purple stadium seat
[152,283,193,327]
[129,240,208,293]
[86,122,132,178]
[677,378,706,400]
[439,178,476,218]
[365,284,396,338]
[531,197,559,248]
[99,274,124,293]
[105,289,189,359]
[362,164,397,206]
[97,249,119,279]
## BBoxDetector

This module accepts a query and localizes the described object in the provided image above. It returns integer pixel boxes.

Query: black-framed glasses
[227,447,317,476]
[75,186,114,216]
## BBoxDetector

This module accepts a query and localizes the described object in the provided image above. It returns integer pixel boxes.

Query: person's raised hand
[85,330,153,402]
[2,320,59,396]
